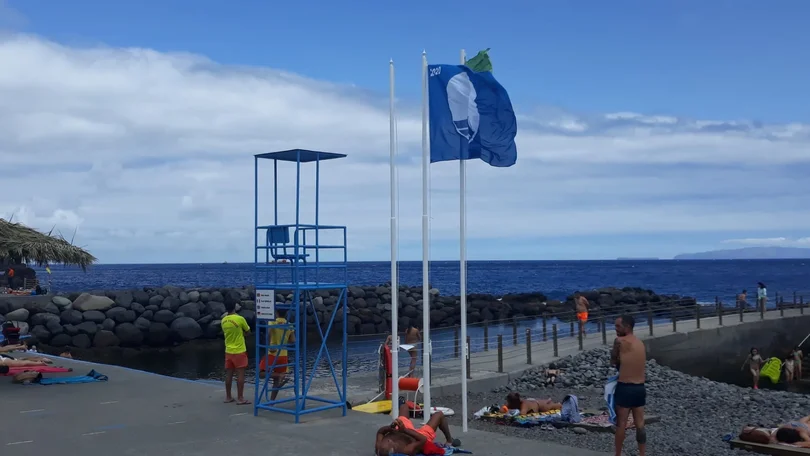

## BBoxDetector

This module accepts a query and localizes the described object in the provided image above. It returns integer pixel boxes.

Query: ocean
[42,259,810,304]
[37,259,810,382]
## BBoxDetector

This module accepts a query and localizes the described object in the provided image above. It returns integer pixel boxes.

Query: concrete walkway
[1,356,609,456]
[421,307,806,398]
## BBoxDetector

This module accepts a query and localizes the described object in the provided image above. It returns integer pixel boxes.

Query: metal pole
[388,59,399,414]
[420,51,432,418]
[458,49,469,433]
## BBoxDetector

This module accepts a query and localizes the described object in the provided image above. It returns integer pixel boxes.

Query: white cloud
[1,33,810,262]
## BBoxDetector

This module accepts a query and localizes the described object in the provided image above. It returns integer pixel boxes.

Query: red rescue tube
[383,344,393,400]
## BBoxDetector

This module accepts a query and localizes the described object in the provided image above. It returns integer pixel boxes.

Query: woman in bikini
[505,392,562,415]
[793,346,804,381]
[742,347,764,390]
[772,415,810,447]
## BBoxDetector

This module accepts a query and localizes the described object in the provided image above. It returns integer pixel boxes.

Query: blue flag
[428,64,517,167]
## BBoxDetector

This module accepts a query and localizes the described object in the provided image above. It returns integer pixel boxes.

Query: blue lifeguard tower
[253,149,349,422]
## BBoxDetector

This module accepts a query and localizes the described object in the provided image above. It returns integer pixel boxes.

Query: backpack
[561,394,581,423]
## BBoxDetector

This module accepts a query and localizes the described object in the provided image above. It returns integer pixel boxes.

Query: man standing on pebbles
[610,314,646,456]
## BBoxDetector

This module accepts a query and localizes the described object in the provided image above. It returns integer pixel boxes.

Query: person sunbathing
[772,415,810,447]
[0,354,52,367]
[375,397,460,456]
[0,343,26,353]
[505,392,562,415]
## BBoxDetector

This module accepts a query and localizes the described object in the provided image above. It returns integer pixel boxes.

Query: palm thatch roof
[0,218,96,270]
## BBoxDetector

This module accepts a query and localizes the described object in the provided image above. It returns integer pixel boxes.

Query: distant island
[674,246,810,260]
[616,257,660,260]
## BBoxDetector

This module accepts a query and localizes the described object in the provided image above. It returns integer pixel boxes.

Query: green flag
[465,48,492,73]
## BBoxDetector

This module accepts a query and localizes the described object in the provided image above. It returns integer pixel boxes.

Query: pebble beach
[438,348,810,456]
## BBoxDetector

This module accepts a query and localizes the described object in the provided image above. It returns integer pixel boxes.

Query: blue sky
[0,0,809,262]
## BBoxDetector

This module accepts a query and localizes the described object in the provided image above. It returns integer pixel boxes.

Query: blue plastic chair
[266,226,309,263]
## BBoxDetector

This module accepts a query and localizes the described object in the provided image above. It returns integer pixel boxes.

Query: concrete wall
[645,316,810,386]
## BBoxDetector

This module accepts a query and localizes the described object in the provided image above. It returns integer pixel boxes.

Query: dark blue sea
[38,260,810,381]
[42,259,810,304]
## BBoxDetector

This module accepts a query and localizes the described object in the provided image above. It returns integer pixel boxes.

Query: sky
[0,0,809,263]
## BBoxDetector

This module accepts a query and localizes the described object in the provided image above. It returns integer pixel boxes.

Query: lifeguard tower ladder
[253,149,349,423]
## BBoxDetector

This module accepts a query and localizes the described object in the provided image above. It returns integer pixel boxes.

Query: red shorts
[259,355,288,374]
[397,416,436,442]
[224,352,248,370]
[577,312,588,322]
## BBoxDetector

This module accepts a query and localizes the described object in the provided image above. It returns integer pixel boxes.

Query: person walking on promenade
[757,282,768,312]
[742,347,764,390]
[221,301,251,405]
[404,324,421,377]
[576,294,589,338]
[737,290,748,309]
[610,314,647,456]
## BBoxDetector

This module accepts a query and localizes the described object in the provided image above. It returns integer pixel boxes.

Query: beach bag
[739,426,772,444]
[760,358,782,384]
[561,394,581,423]
[605,375,618,424]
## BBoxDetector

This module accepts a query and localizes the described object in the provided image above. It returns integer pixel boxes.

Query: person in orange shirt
[260,309,295,401]
[221,302,251,405]
[575,294,589,337]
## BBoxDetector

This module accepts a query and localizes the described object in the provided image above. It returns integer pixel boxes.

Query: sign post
[256,290,276,320]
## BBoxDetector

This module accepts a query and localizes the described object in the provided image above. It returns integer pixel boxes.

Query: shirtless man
[610,314,646,456]
[374,398,460,456]
[576,294,589,338]
[404,324,421,377]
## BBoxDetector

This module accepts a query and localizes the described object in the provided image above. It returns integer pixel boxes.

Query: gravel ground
[436,348,810,456]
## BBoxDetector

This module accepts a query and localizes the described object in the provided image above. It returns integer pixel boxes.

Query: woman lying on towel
[505,392,562,415]
[773,415,810,447]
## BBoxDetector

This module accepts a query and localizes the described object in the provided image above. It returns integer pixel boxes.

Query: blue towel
[391,445,472,456]
[38,369,108,385]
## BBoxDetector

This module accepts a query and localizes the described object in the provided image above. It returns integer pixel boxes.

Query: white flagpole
[459,49,469,432]
[421,50,432,418]
[389,59,399,416]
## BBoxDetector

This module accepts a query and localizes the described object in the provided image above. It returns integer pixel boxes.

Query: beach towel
[605,375,618,424]
[391,443,472,456]
[36,369,108,385]
[4,366,72,376]
[561,394,581,423]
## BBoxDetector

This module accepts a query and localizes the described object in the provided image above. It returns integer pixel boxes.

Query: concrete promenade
[333,307,807,405]
[1,356,610,456]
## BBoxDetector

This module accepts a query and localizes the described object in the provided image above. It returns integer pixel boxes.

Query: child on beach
[784,357,795,384]
[742,347,764,389]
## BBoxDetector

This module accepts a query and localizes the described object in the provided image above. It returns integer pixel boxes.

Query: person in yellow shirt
[260,309,295,401]
[221,302,251,405]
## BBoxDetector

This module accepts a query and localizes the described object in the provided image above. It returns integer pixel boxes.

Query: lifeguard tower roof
[254,149,346,162]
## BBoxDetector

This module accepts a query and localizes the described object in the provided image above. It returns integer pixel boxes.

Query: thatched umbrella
[0,218,96,270]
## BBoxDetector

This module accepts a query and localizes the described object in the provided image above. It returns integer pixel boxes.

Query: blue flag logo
[428,65,517,167]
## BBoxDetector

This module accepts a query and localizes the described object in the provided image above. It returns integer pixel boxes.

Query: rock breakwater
[483,348,810,455]
[0,285,694,350]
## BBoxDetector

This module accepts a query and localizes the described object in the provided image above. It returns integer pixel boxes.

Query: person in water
[793,346,804,381]
[772,415,810,447]
[505,392,562,415]
[374,397,460,456]
[742,347,764,390]
[610,314,647,456]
